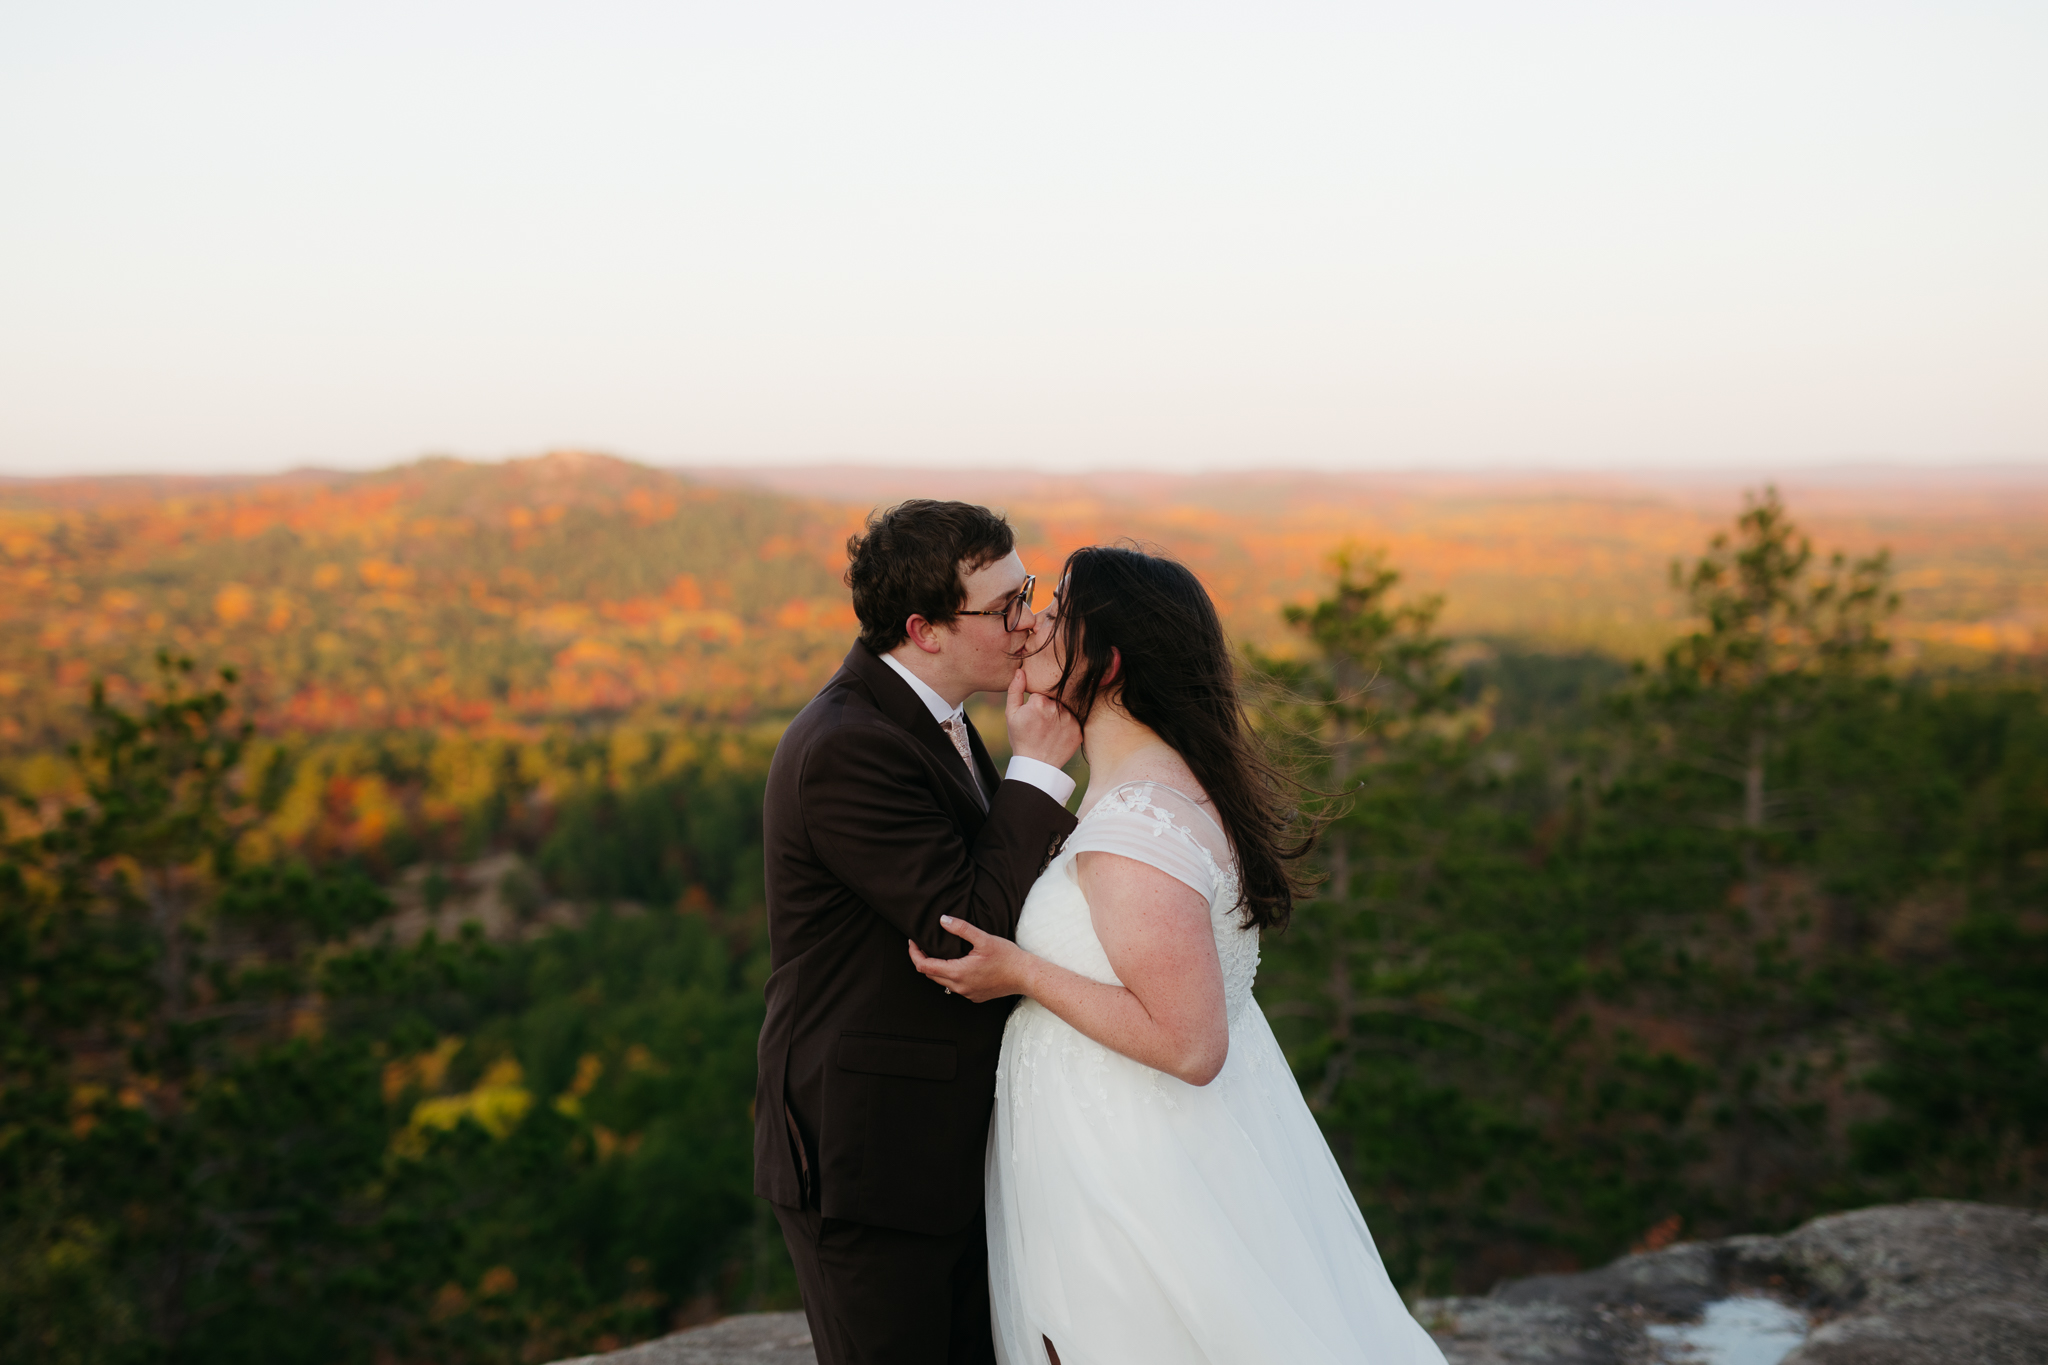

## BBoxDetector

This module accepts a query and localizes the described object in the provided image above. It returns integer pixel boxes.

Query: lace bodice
[1013,780,1260,1024]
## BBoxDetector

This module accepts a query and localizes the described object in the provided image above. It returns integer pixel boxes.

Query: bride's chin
[1022,654,1064,695]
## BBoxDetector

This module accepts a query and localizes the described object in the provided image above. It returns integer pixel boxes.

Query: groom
[754,500,1082,1365]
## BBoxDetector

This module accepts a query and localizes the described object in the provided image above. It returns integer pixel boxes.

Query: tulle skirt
[986,999,1447,1365]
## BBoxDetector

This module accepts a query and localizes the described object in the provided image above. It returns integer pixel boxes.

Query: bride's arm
[908,852,1230,1086]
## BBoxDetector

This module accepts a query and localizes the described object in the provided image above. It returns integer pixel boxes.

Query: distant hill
[3,453,2043,748]
[688,461,2048,656]
[0,453,862,747]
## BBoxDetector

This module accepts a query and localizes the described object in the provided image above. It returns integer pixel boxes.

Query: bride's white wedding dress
[987,781,1447,1365]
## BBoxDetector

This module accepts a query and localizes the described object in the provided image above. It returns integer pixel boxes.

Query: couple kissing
[754,500,1445,1365]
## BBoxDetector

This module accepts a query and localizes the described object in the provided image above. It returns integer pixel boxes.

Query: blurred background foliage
[1260,489,2047,1292]
[1,471,2044,1363]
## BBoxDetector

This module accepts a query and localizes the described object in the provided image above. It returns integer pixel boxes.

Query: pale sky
[1,1,2043,476]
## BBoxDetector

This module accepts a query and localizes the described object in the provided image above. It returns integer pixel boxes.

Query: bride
[910,546,1447,1365]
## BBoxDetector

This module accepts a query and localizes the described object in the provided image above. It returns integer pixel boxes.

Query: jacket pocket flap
[835,1032,957,1082]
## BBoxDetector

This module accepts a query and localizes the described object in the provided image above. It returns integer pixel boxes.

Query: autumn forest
[3,454,2045,1364]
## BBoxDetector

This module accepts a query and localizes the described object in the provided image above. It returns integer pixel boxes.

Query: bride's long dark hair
[1048,545,1319,932]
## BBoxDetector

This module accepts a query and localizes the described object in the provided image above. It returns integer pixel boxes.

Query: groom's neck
[885,644,972,711]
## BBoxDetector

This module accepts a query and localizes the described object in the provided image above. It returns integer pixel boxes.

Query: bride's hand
[908,917,1034,1003]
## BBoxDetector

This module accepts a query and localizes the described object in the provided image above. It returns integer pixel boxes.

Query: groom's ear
[1101,646,1123,687]
[904,614,946,655]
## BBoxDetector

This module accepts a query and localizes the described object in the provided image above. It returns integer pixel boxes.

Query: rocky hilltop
[551,1200,2047,1365]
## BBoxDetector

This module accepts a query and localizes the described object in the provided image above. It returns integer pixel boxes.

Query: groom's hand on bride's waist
[1005,668,1081,771]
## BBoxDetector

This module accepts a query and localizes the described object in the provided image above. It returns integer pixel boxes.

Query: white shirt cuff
[1004,755,1077,806]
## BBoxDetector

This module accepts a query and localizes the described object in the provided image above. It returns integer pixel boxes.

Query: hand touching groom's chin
[1004,669,1081,772]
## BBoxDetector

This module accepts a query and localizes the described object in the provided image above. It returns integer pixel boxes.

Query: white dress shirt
[880,651,1077,807]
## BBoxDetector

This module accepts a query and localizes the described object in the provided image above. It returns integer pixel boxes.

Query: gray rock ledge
[553,1200,2046,1365]
[548,1311,814,1365]
[1418,1198,2048,1364]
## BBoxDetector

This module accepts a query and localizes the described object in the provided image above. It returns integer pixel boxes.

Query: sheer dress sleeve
[1062,781,1234,904]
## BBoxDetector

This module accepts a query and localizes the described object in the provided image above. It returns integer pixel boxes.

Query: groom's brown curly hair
[844,500,1015,653]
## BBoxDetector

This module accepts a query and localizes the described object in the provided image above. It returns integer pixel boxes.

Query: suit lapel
[840,645,988,815]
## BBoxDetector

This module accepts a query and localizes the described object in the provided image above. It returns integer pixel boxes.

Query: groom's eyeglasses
[955,574,1036,632]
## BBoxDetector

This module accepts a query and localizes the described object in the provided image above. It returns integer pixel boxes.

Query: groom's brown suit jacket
[754,643,1077,1236]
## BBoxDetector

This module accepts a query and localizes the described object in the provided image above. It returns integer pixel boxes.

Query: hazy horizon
[4,1,2044,477]
[8,447,2048,496]
[6,450,2048,482]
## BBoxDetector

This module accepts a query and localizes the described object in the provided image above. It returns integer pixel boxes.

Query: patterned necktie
[939,716,986,807]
